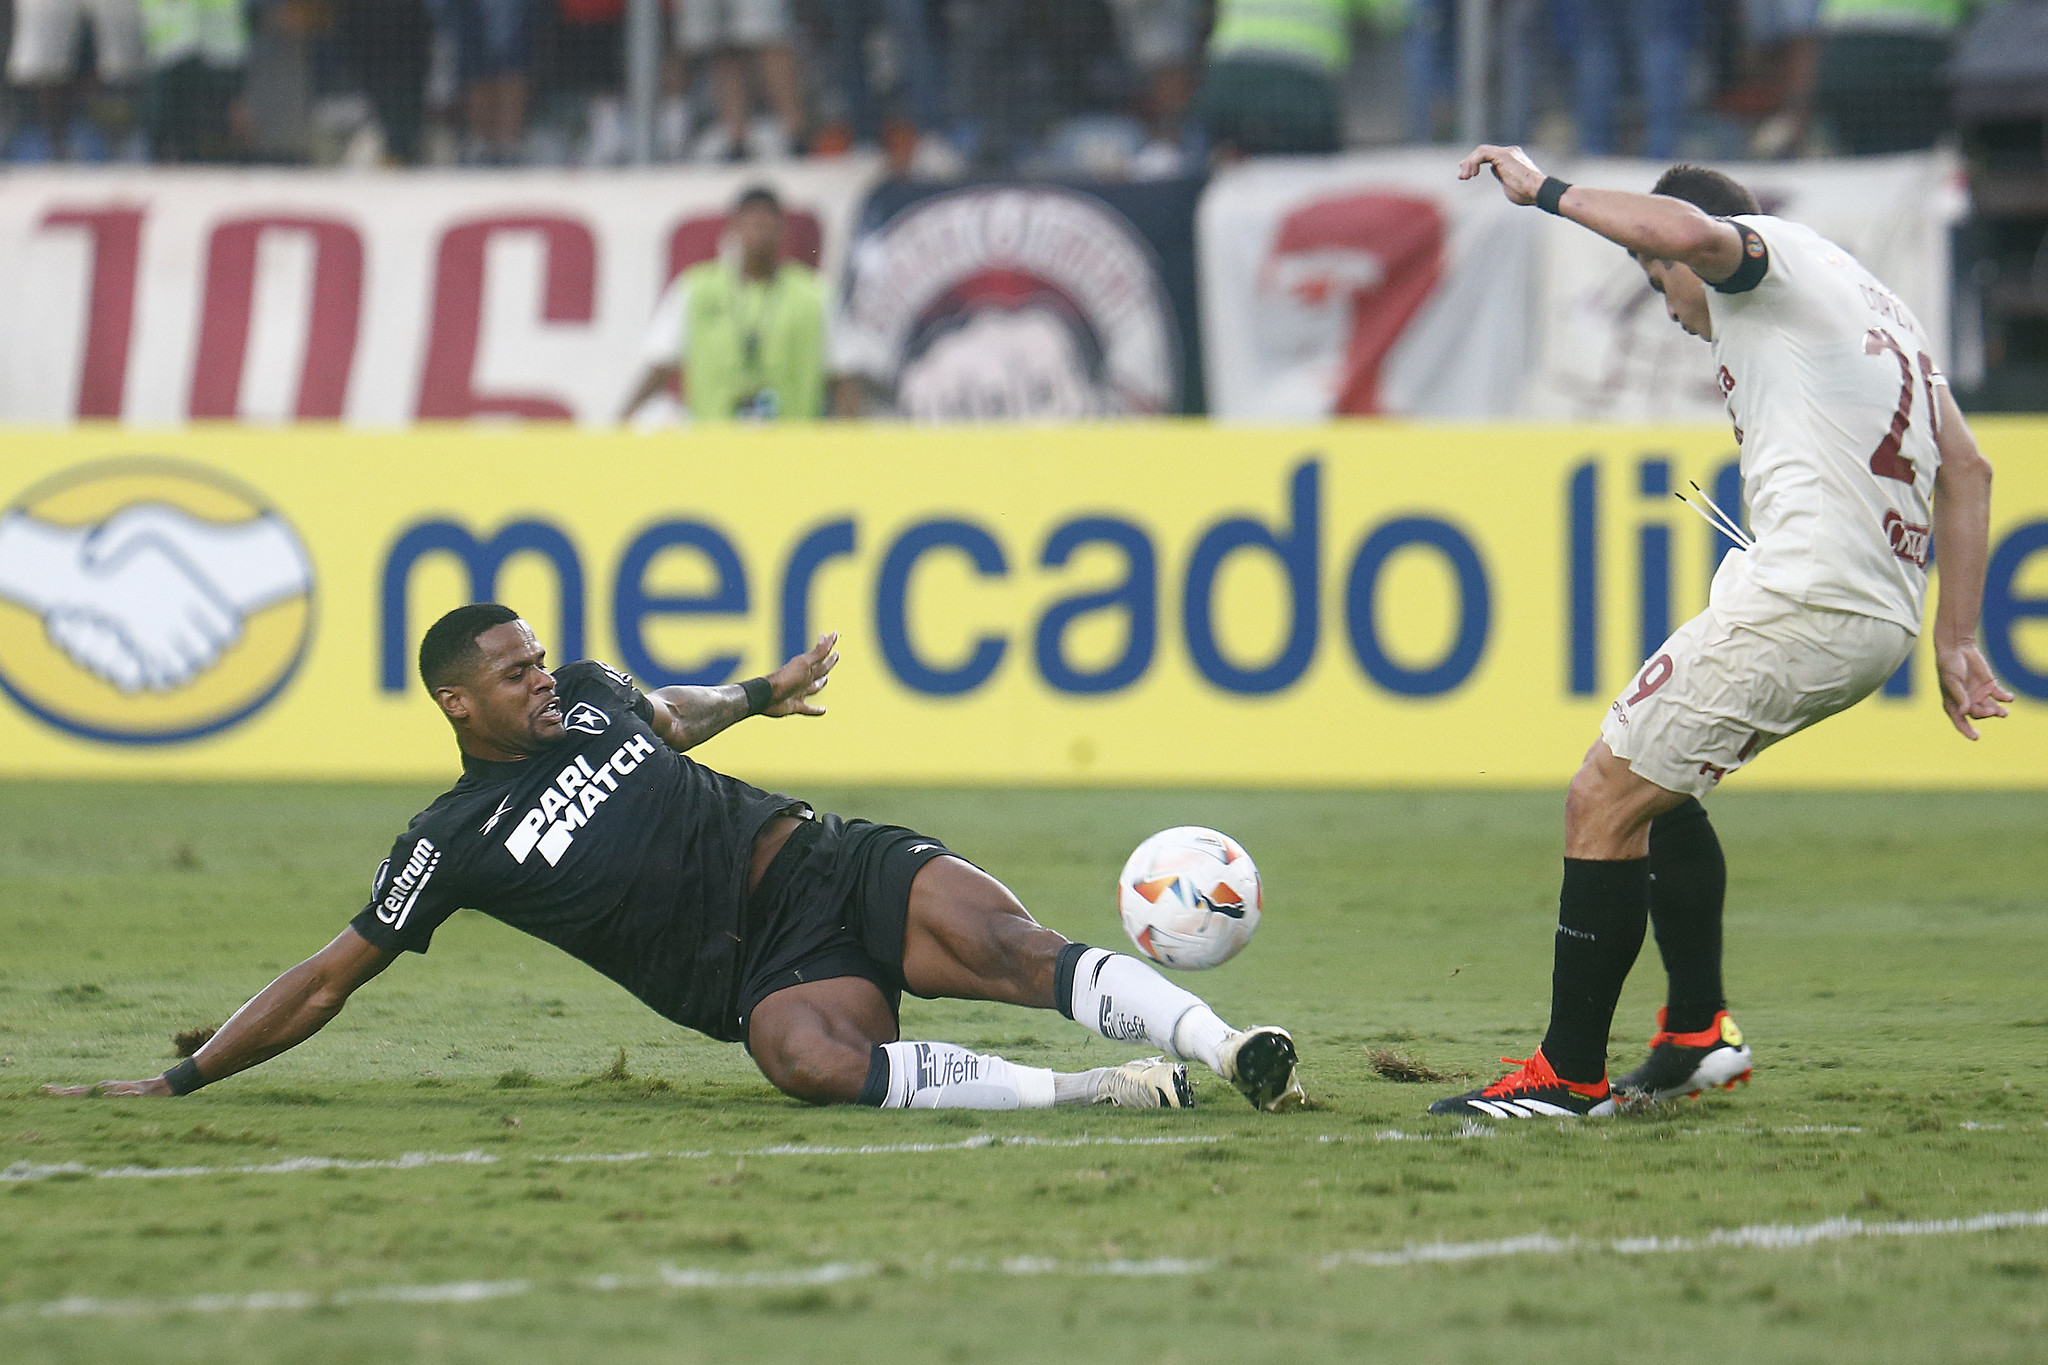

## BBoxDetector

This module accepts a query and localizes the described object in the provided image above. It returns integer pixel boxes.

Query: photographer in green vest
[622,186,849,423]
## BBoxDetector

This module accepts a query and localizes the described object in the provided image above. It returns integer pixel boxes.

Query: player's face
[455,621,564,756]
[1636,255,1713,340]
[732,203,783,266]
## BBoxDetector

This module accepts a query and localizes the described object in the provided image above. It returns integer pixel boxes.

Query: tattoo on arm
[651,684,751,752]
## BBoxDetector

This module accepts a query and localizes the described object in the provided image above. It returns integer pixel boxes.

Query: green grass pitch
[2,781,2045,1364]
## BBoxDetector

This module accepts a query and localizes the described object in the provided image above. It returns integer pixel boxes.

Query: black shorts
[734,815,956,1045]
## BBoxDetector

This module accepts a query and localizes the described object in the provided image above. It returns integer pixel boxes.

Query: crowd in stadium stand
[0,0,2006,168]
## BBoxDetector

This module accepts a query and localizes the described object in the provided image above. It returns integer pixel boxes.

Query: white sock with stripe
[1061,946,1236,1074]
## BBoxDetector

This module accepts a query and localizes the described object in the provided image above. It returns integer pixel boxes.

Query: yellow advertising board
[0,422,2042,786]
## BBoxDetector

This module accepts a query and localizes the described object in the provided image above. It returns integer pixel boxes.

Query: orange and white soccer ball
[1116,826,1262,971]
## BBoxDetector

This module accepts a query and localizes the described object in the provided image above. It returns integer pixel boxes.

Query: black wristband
[161,1056,210,1096]
[740,676,773,715]
[1536,176,1572,215]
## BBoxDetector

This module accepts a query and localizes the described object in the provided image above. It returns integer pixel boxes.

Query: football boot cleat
[1096,1057,1194,1109]
[1614,1009,1753,1104]
[1427,1048,1616,1118]
[1217,1026,1306,1112]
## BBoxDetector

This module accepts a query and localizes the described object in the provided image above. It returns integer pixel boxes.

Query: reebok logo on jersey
[378,838,440,929]
[907,843,937,855]
[563,702,610,736]
[480,793,515,834]
[503,734,658,867]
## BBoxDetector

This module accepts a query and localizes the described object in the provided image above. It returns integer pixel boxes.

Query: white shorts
[678,0,790,53]
[6,0,144,84]
[1601,567,1914,799]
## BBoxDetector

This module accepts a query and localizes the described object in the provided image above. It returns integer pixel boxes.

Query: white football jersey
[1704,214,1942,633]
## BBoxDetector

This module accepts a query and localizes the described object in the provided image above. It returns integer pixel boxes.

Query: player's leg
[1427,741,1684,1119]
[898,856,1305,1111]
[1611,797,1756,1101]
[746,974,1188,1110]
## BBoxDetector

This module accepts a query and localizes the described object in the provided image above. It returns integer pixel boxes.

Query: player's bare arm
[1928,387,2014,740]
[42,928,395,1098]
[644,631,840,752]
[1458,144,1746,282]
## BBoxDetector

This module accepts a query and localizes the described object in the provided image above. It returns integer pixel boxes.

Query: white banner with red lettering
[0,160,879,425]
[1198,149,1960,422]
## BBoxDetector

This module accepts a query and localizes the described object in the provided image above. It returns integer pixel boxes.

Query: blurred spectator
[335,0,431,163]
[139,0,247,160]
[829,0,957,172]
[620,186,844,422]
[1107,0,1200,169]
[1198,0,1372,156]
[679,0,805,160]
[539,0,625,163]
[442,0,535,162]
[1554,0,1699,158]
[1740,0,1821,156]
[955,0,1125,171]
[1814,0,1964,154]
[6,0,143,158]
[1403,0,1549,145]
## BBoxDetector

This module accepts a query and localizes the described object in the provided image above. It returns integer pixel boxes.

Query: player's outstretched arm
[1457,144,1746,282]
[1929,386,2014,740]
[644,631,841,753]
[42,928,396,1097]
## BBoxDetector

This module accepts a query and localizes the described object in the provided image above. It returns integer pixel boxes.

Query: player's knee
[755,1034,868,1105]
[1564,759,1620,834]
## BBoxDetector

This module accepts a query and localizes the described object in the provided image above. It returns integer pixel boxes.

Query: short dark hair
[1649,164,1760,218]
[733,185,781,215]
[418,603,519,693]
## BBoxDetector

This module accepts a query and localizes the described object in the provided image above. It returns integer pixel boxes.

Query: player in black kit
[52,604,1305,1113]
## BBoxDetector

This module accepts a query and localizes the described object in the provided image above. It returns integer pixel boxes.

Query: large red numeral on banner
[1261,193,1444,416]
[190,216,365,419]
[40,206,143,419]
[417,215,596,420]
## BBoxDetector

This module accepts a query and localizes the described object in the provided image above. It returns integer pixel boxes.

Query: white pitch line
[12,1280,532,1321]
[1320,1208,2048,1269]
[0,1133,1221,1186]
[0,1151,498,1184]
[6,1207,2045,1323]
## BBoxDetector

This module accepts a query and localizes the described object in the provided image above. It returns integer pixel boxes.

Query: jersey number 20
[1864,327,1938,485]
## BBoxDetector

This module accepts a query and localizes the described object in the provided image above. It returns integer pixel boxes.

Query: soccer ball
[1116,826,1262,970]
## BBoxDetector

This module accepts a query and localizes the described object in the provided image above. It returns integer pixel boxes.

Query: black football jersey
[350,661,804,1041]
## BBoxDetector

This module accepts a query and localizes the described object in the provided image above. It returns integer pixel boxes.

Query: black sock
[1647,798,1726,1034]
[1540,857,1650,1084]
[1052,941,1093,1021]
[855,1045,891,1107]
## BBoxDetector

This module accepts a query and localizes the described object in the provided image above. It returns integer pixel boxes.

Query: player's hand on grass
[1458,144,1547,205]
[41,1077,171,1097]
[762,631,839,717]
[1934,640,2014,740]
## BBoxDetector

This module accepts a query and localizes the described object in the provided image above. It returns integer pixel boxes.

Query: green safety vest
[1209,0,1380,76]
[139,0,248,66]
[1822,0,1965,29]
[680,260,826,422]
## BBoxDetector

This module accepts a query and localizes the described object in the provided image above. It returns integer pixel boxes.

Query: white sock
[1170,1005,1236,1076]
[1064,948,1236,1073]
[1052,1068,1112,1105]
[873,1041,1055,1110]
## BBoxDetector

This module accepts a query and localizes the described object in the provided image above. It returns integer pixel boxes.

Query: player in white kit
[1429,147,2012,1118]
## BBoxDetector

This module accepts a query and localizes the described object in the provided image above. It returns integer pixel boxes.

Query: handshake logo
[0,459,315,744]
